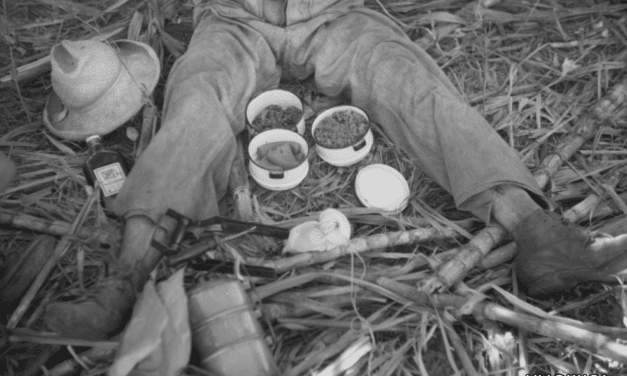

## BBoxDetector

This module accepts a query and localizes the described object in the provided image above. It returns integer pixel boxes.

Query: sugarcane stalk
[0,235,56,305]
[262,272,627,364]
[582,189,627,221]
[535,77,627,188]
[0,208,119,247]
[477,241,517,270]
[135,99,158,159]
[262,290,383,320]
[228,134,281,253]
[563,169,622,223]
[8,328,119,349]
[418,226,506,292]
[44,347,116,376]
[603,182,627,215]
[377,277,627,364]
[229,135,255,221]
[7,187,99,329]
[444,325,480,376]
[482,304,627,364]
[419,77,627,293]
[258,226,459,272]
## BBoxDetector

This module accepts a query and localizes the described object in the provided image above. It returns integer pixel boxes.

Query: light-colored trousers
[112,0,545,224]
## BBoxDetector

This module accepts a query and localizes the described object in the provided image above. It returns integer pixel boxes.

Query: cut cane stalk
[258,226,459,272]
[477,242,517,271]
[582,189,627,222]
[228,135,279,253]
[258,270,627,366]
[419,226,507,292]
[0,235,56,306]
[482,304,627,364]
[6,186,100,329]
[563,169,623,223]
[0,208,119,247]
[135,98,158,159]
[418,77,627,294]
[377,277,627,364]
[45,347,116,376]
[443,324,480,376]
[8,327,118,349]
[229,135,255,221]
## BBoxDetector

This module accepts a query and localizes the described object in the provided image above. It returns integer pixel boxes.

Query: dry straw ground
[1,0,627,375]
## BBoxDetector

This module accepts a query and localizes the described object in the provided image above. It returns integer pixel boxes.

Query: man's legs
[284,8,627,295]
[285,8,545,225]
[44,15,281,339]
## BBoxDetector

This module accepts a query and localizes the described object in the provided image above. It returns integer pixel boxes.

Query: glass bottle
[83,135,129,208]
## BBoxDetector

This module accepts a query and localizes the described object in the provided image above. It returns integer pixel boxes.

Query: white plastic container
[355,164,410,213]
[246,89,305,136]
[248,129,309,191]
[311,105,373,167]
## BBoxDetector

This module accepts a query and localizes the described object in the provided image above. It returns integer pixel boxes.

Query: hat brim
[43,40,160,141]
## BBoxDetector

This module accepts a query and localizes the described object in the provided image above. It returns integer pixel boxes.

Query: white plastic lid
[355,164,410,212]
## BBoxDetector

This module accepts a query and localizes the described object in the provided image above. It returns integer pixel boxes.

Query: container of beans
[311,105,373,167]
[246,89,305,136]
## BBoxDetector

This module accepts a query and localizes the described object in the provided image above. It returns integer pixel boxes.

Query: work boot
[513,209,627,296]
[44,275,136,340]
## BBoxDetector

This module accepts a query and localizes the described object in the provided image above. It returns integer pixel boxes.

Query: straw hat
[43,39,160,140]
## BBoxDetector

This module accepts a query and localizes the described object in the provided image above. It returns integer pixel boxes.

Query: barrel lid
[355,164,410,213]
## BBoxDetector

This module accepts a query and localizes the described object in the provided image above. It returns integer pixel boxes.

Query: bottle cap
[355,164,410,213]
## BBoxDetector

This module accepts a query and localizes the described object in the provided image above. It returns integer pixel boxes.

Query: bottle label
[94,163,126,197]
